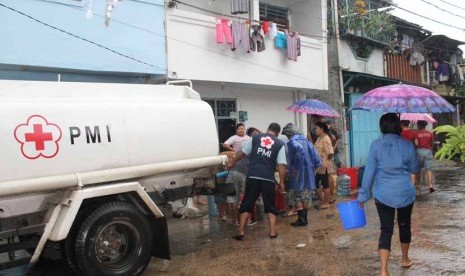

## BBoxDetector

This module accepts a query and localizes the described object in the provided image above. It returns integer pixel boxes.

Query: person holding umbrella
[358,113,419,276]
[281,123,321,226]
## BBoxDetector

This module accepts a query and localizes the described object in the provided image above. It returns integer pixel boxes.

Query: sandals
[402,260,414,268]
[233,234,244,241]
[282,211,297,217]
[234,233,279,240]
[429,187,436,193]
[315,204,330,210]
[269,233,279,239]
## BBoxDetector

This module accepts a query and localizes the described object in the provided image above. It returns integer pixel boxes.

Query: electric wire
[436,0,465,12]
[418,0,465,21]
[378,0,465,31]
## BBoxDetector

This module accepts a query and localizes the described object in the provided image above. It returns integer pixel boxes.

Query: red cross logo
[260,136,275,149]
[14,115,62,160]
[25,124,53,151]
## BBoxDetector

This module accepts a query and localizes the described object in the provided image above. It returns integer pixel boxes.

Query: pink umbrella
[400,113,437,124]
[350,83,455,113]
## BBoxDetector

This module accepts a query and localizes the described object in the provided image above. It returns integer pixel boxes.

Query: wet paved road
[144,162,465,276]
[11,161,465,276]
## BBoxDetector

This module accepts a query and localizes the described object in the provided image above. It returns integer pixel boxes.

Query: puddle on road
[144,167,465,276]
[16,165,465,276]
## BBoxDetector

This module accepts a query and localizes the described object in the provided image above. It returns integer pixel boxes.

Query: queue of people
[222,119,342,240]
[217,114,435,275]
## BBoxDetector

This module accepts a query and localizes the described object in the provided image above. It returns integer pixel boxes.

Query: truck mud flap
[150,217,170,260]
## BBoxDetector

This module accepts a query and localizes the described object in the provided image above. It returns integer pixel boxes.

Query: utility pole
[329,0,350,167]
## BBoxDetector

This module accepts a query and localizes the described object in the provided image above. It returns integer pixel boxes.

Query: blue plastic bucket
[337,200,366,230]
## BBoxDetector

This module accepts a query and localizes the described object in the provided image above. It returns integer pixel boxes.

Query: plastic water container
[207,195,218,216]
[337,200,366,230]
[337,172,351,196]
[216,171,229,178]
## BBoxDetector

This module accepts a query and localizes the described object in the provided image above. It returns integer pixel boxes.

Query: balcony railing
[337,0,393,46]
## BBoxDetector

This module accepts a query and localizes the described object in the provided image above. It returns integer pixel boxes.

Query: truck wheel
[73,202,152,276]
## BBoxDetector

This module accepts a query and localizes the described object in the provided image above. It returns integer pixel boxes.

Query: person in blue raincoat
[282,123,322,227]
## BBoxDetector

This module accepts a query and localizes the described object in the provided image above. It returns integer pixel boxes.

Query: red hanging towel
[261,21,270,35]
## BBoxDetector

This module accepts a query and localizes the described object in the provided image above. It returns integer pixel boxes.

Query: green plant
[434,125,465,162]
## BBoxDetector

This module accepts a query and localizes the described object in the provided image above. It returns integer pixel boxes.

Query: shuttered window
[259,3,289,30]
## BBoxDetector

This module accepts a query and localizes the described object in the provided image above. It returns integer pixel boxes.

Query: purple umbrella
[287,99,340,117]
[350,83,455,113]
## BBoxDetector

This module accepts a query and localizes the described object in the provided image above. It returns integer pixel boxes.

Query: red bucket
[275,187,285,211]
[338,168,359,190]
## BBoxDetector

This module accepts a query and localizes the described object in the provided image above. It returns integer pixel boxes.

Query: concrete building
[165,0,329,143]
[0,0,166,83]
[329,0,465,167]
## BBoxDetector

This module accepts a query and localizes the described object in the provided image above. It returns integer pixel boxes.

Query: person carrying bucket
[357,113,419,276]
[282,123,321,227]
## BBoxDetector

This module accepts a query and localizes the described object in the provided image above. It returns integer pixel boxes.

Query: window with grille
[259,3,289,30]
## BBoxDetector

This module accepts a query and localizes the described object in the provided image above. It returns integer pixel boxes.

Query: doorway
[204,99,237,151]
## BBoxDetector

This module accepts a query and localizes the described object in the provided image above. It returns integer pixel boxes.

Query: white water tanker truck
[0,80,228,275]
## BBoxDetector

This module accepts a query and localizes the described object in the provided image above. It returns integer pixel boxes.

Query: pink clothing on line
[216,19,232,44]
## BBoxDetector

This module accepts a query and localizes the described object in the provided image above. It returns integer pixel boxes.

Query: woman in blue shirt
[358,113,419,276]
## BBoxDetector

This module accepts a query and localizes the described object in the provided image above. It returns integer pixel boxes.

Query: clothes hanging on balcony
[269,22,278,39]
[216,18,232,44]
[285,30,301,61]
[438,62,450,82]
[231,0,249,15]
[250,24,265,52]
[261,21,270,35]
[409,51,424,66]
[231,21,250,53]
[275,32,287,49]
[450,64,456,84]
[455,65,465,85]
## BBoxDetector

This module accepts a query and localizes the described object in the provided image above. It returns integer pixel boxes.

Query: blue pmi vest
[248,133,284,182]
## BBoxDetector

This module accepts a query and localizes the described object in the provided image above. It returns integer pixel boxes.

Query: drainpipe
[331,0,350,167]
[457,101,461,126]
[426,61,430,85]
[293,90,299,128]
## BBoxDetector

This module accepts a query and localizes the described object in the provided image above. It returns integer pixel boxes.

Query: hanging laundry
[285,30,301,61]
[231,0,249,15]
[275,32,287,49]
[269,22,278,39]
[216,18,232,44]
[455,49,463,64]
[450,64,456,84]
[409,51,424,66]
[250,24,265,52]
[231,21,250,53]
[438,62,450,82]
[458,65,464,85]
[261,21,270,35]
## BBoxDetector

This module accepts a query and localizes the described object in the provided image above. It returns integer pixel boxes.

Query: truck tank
[0,80,219,183]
